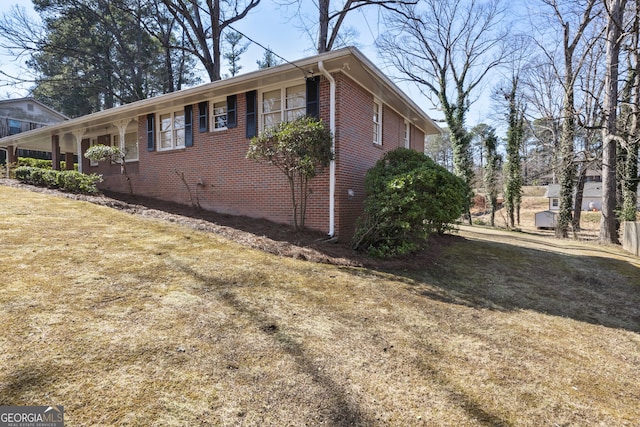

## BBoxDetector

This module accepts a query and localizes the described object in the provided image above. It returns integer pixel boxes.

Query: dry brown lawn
[1,184,639,426]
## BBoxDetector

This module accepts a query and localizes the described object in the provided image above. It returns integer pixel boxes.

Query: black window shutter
[306,76,320,119]
[246,90,257,138]
[198,101,208,132]
[227,94,237,128]
[146,113,155,151]
[185,104,193,147]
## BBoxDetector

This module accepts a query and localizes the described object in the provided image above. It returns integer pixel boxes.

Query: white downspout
[318,60,336,237]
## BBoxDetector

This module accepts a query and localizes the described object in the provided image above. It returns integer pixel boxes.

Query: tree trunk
[572,163,587,231]
[318,0,330,53]
[599,0,627,244]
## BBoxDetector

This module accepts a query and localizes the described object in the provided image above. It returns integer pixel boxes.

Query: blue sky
[0,0,509,127]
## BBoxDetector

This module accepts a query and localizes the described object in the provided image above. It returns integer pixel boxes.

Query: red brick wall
[89,73,424,240]
[332,73,425,239]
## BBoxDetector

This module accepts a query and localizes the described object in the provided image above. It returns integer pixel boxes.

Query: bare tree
[378,0,511,224]
[600,0,629,243]
[531,0,601,238]
[277,0,416,53]
[521,59,565,184]
[617,0,640,223]
[161,0,260,82]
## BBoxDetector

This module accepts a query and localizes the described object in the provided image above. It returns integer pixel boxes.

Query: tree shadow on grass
[0,363,59,404]
[388,235,640,333]
[102,189,640,333]
[172,261,375,427]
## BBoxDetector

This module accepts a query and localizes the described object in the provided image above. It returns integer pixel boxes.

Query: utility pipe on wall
[318,60,336,237]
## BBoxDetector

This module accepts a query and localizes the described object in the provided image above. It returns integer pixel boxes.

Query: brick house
[0,47,441,240]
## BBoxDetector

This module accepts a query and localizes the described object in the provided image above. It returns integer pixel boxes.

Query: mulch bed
[0,178,446,270]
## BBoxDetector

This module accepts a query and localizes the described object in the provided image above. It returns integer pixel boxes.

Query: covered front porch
[2,118,138,175]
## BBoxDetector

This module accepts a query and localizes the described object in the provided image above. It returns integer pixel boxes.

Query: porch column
[114,119,131,173]
[64,152,74,170]
[114,119,131,151]
[6,145,16,178]
[51,135,61,171]
[7,145,17,164]
[72,129,86,173]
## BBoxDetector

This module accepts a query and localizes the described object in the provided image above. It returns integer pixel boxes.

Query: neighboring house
[545,181,640,212]
[0,47,441,240]
[0,97,68,163]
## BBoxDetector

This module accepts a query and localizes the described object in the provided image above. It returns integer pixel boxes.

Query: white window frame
[373,98,383,145]
[259,82,306,132]
[211,99,228,131]
[158,110,185,151]
[404,120,411,148]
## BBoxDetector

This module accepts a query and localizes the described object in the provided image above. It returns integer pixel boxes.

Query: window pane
[160,114,172,132]
[286,108,305,122]
[213,101,227,129]
[263,89,281,114]
[174,129,185,147]
[160,131,172,149]
[174,112,185,130]
[286,84,305,110]
[124,132,138,161]
[264,112,281,129]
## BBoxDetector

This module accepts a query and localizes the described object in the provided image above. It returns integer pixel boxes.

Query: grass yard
[1,185,639,426]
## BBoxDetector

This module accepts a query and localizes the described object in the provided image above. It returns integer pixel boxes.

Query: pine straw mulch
[0,178,446,271]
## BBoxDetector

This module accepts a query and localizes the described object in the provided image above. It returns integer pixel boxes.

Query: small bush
[14,166,102,194]
[352,148,468,257]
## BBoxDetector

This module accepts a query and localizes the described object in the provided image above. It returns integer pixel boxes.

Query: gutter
[318,60,336,238]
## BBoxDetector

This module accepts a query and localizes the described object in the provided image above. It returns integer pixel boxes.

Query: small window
[212,100,228,130]
[552,198,559,208]
[158,110,185,151]
[27,104,34,112]
[373,99,382,145]
[8,119,21,135]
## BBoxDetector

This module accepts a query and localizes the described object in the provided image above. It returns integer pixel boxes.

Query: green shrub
[17,157,78,171]
[18,157,52,169]
[14,166,102,194]
[58,170,102,194]
[352,148,468,257]
[14,166,35,183]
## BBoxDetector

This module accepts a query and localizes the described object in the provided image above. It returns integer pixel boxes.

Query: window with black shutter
[146,113,155,151]
[184,105,193,147]
[227,95,237,128]
[198,101,208,132]
[306,76,320,119]
[246,90,257,138]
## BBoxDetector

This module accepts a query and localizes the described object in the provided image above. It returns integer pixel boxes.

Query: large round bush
[352,148,468,257]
